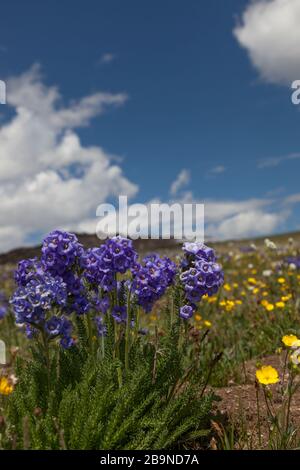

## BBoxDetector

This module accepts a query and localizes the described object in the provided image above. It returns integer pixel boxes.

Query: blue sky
[0,0,300,249]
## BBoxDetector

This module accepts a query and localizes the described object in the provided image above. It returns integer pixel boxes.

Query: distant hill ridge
[0,230,299,266]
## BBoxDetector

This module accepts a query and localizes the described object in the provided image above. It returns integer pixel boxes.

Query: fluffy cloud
[0,65,138,251]
[0,66,296,251]
[234,0,300,85]
[207,209,284,240]
[170,169,190,196]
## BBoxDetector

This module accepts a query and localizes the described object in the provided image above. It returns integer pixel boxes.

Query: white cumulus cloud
[0,65,138,251]
[234,0,300,85]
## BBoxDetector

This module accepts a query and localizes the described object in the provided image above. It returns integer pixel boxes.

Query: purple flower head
[131,254,176,312]
[111,306,127,324]
[45,316,63,336]
[92,295,110,314]
[180,243,224,317]
[41,230,83,277]
[14,258,44,287]
[180,305,194,320]
[60,335,75,350]
[94,316,107,337]
[82,236,138,291]
[25,324,38,339]
[183,242,216,263]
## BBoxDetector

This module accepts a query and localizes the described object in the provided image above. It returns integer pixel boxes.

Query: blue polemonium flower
[60,335,75,350]
[81,236,138,291]
[14,258,43,287]
[180,305,194,320]
[94,316,108,336]
[45,316,63,336]
[180,242,224,320]
[111,306,127,324]
[41,230,84,277]
[10,270,70,346]
[131,254,177,312]
[25,324,38,339]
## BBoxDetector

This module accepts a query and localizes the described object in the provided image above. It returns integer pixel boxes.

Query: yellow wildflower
[265,303,274,312]
[282,334,299,347]
[278,277,286,284]
[248,277,257,285]
[275,301,285,309]
[0,377,14,396]
[203,320,212,328]
[223,283,231,292]
[256,365,279,385]
[195,314,202,322]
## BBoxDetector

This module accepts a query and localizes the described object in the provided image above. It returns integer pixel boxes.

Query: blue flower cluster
[41,230,84,276]
[42,231,90,315]
[10,271,74,348]
[10,230,87,348]
[81,236,138,292]
[131,254,177,312]
[180,242,224,319]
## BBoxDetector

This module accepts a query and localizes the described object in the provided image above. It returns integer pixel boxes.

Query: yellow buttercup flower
[256,365,279,385]
[195,314,202,321]
[203,320,212,328]
[223,283,231,292]
[253,287,260,295]
[265,303,274,312]
[276,301,285,308]
[0,377,14,396]
[248,277,257,285]
[282,334,299,347]
[278,277,286,284]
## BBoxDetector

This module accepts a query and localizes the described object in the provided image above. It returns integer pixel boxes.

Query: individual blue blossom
[60,335,75,350]
[25,324,38,339]
[94,316,108,336]
[111,306,127,324]
[180,305,194,320]
[45,316,63,336]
